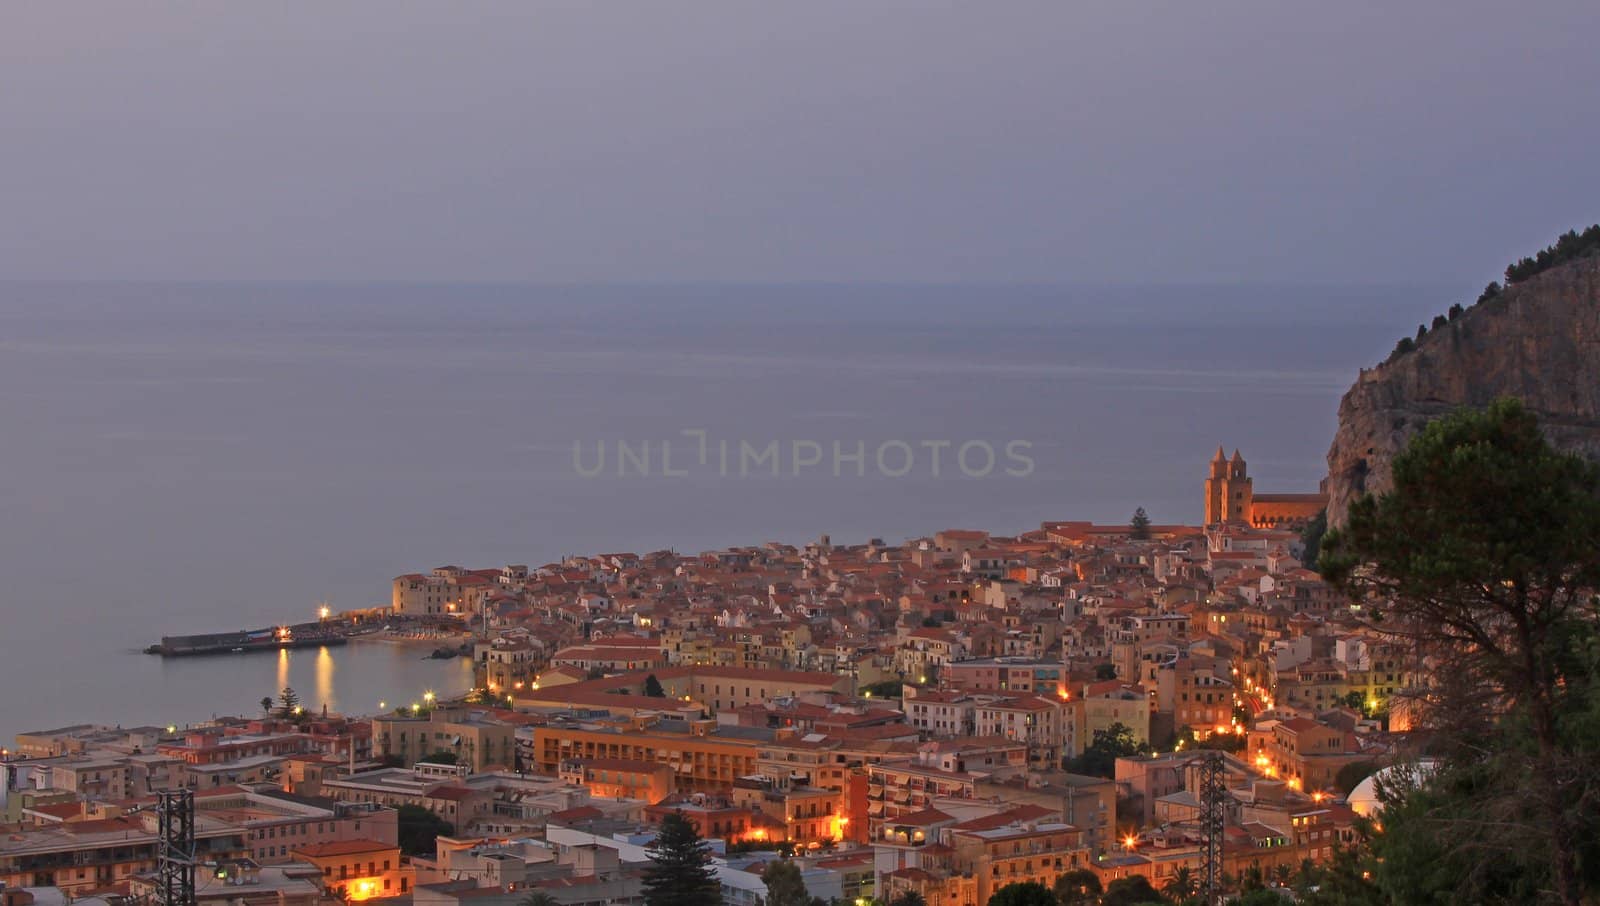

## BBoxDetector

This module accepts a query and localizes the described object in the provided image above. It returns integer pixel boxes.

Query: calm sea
[0,282,1460,739]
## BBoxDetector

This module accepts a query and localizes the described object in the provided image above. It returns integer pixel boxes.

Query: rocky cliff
[1324,254,1600,524]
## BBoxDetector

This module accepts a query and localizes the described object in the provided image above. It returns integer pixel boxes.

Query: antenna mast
[157,788,196,906]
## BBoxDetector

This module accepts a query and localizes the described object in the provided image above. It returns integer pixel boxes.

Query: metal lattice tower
[1198,751,1227,906]
[157,789,196,906]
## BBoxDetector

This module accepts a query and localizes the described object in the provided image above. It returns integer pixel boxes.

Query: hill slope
[1325,253,1600,524]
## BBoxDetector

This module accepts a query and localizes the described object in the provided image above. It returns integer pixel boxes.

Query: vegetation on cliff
[1386,224,1600,363]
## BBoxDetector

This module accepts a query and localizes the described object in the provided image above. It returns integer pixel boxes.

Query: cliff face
[1325,255,1600,525]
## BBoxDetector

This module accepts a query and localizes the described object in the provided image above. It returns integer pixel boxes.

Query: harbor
[143,622,352,656]
[143,608,476,658]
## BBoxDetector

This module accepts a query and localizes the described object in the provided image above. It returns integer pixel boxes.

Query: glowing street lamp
[318,605,332,620]
[1122,834,1139,852]
[423,691,436,704]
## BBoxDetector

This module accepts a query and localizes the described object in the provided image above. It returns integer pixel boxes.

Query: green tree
[276,687,301,719]
[887,892,927,906]
[517,893,559,906]
[1130,507,1152,540]
[644,673,666,697]
[1094,663,1118,681]
[1332,760,1375,797]
[1101,874,1164,906]
[860,680,903,699]
[396,804,453,855]
[1052,869,1102,906]
[1162,865,1198,902]
[1231,889,1289,906]
[642,812,723,906]
[1239,865,1265,892]
[423,750,458,765]
[1299,509,1327,570]
[761,859,809,906]
[985,880,1055,906]
[1299,842,1382,906]
[1066,722,1149,777]
[260,696,274,716]
[1320,398,1600,906]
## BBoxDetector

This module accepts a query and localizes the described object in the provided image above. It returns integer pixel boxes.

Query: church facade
[1204,447,1326,529]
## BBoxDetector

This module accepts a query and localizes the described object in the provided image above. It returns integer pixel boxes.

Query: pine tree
[1129,507,1152,540]
[643,673,666,698]
[277,687,301,719]
[1321,399,1600,905]
[760,859,809,906]
[642,812,722,906]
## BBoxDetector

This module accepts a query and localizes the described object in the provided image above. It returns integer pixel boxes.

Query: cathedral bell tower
[1204,447,1254,524]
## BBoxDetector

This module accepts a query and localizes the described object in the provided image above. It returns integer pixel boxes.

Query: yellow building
[531,720,759,793]
[558,757,675,803]
[951,821,1088,905]
[290,839,406,900]
[0,815,247,895]
[370,707,515,772]
[1081,682,1153,749]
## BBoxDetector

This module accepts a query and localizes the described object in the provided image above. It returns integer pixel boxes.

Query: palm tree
[260,696,274,715]
[1162,865,1198,902]
[518,892,558,906]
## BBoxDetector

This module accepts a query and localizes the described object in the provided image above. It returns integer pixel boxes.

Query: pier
[145,620,359,657]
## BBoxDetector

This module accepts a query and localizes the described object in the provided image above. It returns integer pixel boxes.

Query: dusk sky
[4,2,1597,285]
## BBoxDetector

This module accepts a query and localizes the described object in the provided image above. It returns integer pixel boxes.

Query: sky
[3,1,1597,285]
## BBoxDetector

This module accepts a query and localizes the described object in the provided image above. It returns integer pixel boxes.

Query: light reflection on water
[5,641,476,737]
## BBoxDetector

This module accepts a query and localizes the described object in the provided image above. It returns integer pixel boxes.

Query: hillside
[1325,245,1600,524]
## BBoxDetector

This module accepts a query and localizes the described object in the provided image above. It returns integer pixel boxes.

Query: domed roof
[1347,760,1438,817]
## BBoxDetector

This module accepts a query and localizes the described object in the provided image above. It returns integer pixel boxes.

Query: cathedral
[1204,447,1327,529]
